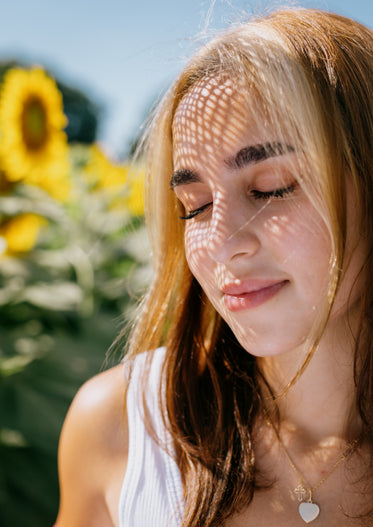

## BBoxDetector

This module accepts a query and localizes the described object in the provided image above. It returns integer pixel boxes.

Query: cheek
[265,207,331,286]
[184,222,221,300]
[184,223,210,278]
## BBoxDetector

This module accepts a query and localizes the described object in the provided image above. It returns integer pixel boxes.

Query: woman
[56,7,373,526]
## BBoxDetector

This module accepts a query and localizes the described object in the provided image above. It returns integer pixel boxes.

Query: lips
[222,280,289,311]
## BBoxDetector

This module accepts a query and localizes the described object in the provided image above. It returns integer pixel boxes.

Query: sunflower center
[21,96,48,150]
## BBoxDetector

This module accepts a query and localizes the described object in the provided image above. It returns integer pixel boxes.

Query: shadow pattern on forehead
[171,75,299,196]
[172,76,249,169]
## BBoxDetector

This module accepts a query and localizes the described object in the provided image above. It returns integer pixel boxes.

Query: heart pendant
[299,501,320,523]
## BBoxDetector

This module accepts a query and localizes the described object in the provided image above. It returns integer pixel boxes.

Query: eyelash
[251,183,296,201]
[180,183,296,220]
[180,202,212,220]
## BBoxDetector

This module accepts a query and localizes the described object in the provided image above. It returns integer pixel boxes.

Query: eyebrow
[226,141,295,169]
[170,168,201,189]
[170,141,295,189]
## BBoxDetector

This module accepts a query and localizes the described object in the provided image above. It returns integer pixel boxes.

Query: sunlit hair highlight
[124,8,373,525]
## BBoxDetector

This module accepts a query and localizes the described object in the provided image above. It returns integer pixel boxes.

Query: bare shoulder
[56,363,128,527]
[62,363,128,447]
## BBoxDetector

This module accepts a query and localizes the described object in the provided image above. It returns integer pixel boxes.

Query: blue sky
[1,0,372,157]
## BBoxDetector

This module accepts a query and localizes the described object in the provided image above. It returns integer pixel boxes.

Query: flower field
[0,65,149,525]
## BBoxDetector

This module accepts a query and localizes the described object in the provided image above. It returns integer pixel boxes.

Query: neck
[257,315,363,445]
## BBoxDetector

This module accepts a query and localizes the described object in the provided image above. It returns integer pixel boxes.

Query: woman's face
[171,76,362,357]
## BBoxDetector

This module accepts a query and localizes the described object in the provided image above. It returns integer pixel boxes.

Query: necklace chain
[262,410,362,523]
[265,413,361,501]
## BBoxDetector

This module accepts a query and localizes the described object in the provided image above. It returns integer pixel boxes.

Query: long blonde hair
[124,8,373,525]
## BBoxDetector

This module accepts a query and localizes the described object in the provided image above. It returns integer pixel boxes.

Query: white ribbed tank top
[118,348,184,526]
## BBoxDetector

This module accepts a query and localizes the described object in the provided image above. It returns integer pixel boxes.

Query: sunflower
[84,144,128,191]
[84,144,145,216]
[0,67,70,200]
[0,213,47,255]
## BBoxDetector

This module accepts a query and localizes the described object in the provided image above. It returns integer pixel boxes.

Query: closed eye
[179,183,296,219]
[180,202,213,220]
[251,183,296,200]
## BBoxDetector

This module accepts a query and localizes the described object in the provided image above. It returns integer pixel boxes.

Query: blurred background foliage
[0,62,150,525]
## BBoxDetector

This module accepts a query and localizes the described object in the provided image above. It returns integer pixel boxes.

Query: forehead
[172,76,276,169]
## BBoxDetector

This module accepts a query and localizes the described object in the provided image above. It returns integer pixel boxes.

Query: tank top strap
[118,348,183,527]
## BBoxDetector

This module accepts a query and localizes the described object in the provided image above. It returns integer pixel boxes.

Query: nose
[206,199,261,265]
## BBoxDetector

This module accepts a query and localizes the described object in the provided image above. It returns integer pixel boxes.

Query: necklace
[265,416,361,524]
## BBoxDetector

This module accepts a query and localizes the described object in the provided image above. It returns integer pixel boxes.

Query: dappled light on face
[172,76,334,358]
[173,76,247,178]
[264,213,297,254]
[172,75,276,274]
[173,76,263,352]
[265,215,287,236]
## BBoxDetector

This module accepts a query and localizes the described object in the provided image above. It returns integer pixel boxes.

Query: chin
[235,332,308,359]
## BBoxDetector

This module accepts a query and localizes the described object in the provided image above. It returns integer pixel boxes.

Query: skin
[56,365,128,527]
[56,76,370,526]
